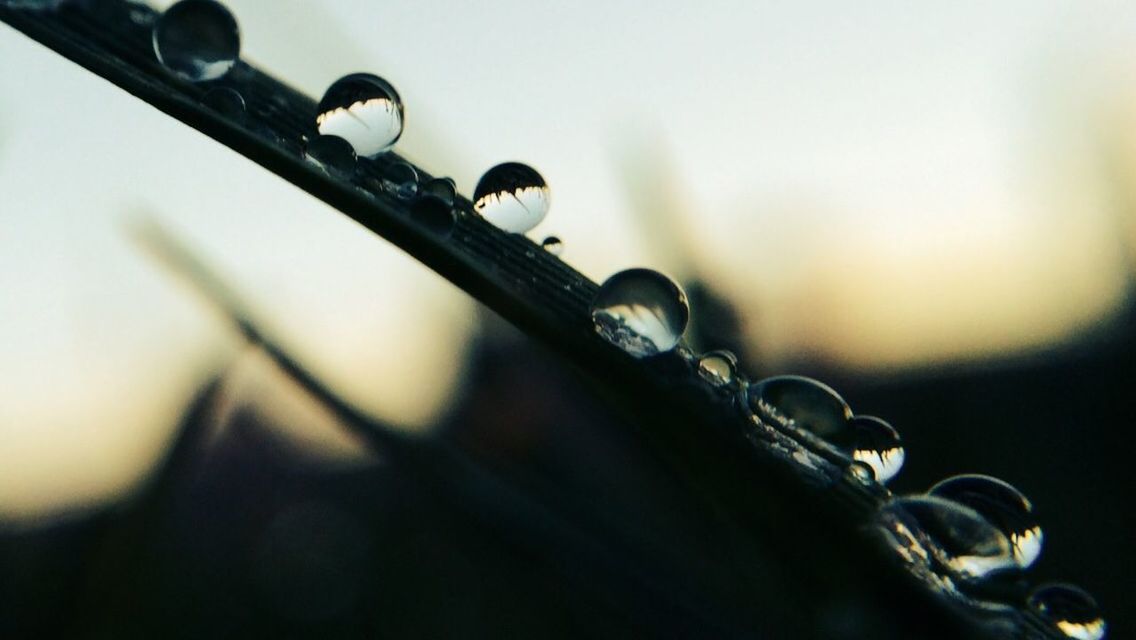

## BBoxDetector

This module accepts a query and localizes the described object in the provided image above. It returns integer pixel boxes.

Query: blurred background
[1,0,1134,636]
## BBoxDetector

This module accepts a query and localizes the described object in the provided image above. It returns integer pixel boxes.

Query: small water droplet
[1028,583,1106,640]
[590,268,689,358]
[541,236,563,255]
[381,162,418,200]
[411,178,456,235]
[316,73,403,157]
[845,416,905,484]
[152,0,240,82]
[846,460,876,484]
[696,350,737,387]
[201,86,246,121]
[473,162,550,233]
[928,474,1042,569]
[885,496,1015,580]
[304,135,356,177]
[747,376,851,439]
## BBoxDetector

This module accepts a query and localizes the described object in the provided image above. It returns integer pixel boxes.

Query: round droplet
[381,162,418,200]
[411,178,456,236]
[153,0,240,82]
[846,416,905,484]
[315,73,403,157]
[928,475,1042,569]
[304,135,356,177]
[473,162,550,234]
[201,86,246,121]
[541,236,564,256]
[846,460,876,484]
[696,350,738,387]
[886,496,1015,580]
[590,269,689,358]
[747,375,851,439]
[1028,583,1106,640]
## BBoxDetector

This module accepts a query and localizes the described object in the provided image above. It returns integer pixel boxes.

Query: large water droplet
[886,496,1015,580]
[381,162,418,200]
[846,416,905,484]
[315,73,403,157]
[928,474,1042,569]
[1028,583,1106,640]
[541,235,564,255]
[696,350,738,387]
[201,86,246,121]
[590,269,689,358]
[747,375,851,439]
[473,162,550,234]
[304,135,356,177]
[152,0,240,82]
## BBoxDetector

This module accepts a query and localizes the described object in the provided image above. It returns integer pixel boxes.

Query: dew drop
[541,236,564,256]
[152,0,240,82]
[696,350,738,387]
[846,416,905,484]
[473,162,550,234]
[1028,583,1106,640]
[315,73,403,157]
[928,474,1042,569]
[885,496,1015,580]
[201,86,246,121]
[747,376,851,439]
[846,460,876,484]
[381,162,418,200]
[590,268,689,358]
[304,135,356,177]
[411,178,456,236]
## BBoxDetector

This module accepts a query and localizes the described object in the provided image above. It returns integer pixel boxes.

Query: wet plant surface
[1,1,1132,638]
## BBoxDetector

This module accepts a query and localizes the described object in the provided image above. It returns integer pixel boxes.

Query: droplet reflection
[590,269,689,358]
[1028,583,1106,640]
[846,416,905,484]
[885,496,1016,580]
[152,0,240,82]
[696,350,738,387]
[473,162,550,234]
[747,375,851,439]
[316,73,403,157]
[928,474,1042,569]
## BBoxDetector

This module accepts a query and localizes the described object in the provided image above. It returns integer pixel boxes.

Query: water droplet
[846,460,876,484]
[541,236,564,255]
[846,416,905,484]
[473,162,550,234]
[411,178,456,235]
[381,162,418,200]
[153,0,240,82]
[928,474,1042,569]
[885,496,1015,580]
[315,73,403,157]
[747,376,851,439]
[696,350,737,387]
[304,135,356,177]
[201,86,246,121]
[1028,583,1106,640]
[590,268,689,358]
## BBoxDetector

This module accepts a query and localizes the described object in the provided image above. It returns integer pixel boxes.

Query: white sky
[1,0,1135,520]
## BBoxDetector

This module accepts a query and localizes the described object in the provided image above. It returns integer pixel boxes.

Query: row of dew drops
[4,0,1101,635]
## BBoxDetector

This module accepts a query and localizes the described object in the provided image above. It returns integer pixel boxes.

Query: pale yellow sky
[1,0,1134,522]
